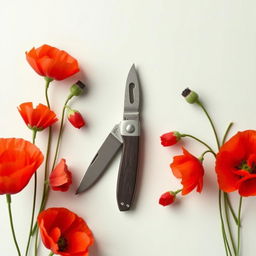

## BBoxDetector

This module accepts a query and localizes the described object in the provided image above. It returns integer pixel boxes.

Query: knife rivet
[121,202,125,206]
[126,204,130,208]
[126,124,135,133]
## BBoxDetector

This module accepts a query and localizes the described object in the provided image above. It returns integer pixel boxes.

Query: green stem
[45,78,51,108]
[219,191,232,256]
[6,194,21,256]
[196,100,221,149]
[181,134,216,155]
[224,193,237,254]
[222,122,233,146]
[34,228,39,256]
[237,197,243,255]
[199,150,216,161]
[226,195,239,226]
[49,252,54,256]
[39,94,74,212]
[32,81,53,236]
[25,130,38,256]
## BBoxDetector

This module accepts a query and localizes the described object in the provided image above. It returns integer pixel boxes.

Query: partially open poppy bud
[49,159,72,192]
[70,80,86,96]
[67,107,86,129]
[160,131,181,146]
[182,88,199,104]
[159,191,176,206]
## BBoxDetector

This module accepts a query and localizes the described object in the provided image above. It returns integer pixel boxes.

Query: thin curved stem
[181,134,216,156]
[34,228,39,255]
[219,191,232,256]
[39,94,74,213]
[200,150,216,161]
[49,252,54,256]
[6,194,21,256]
[45,79,51,108]
[25,130,38,256]
[196,100,220,149]
[224,193,237,255]
[237,197,243,255]
[225,195,239,226]
[222,122,234,146]
[32,81,53,236]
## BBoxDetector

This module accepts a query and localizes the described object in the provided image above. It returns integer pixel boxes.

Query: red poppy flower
[160,131,181,146]
[67,108,86,129]
[170,148,204,195]
[159,192,176,206]
[18,102,58,131]
[0,138,43,194]
[49,159,72,192]
[26,44,79,81]
[38,207,94,256]
[216,130,256,196]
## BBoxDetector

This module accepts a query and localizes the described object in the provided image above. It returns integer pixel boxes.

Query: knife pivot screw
[126,124,135,133]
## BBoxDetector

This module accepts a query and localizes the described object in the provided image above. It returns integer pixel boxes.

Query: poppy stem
[181,134,216,156]
[6,194,21,256]
[52,94,73,172]
[45,78,52,108]
[224,193,237,255]
[226,195,239,226]
[218,191,232,256]
[25,131,38,256]
[32,80,53,236]
[48,252,54,256]
[237,196,243,255]
[199,150,216,161]
[196,100,221,150]
[222,122,234,146]
[38,94,74,213]
[34,228,39,256]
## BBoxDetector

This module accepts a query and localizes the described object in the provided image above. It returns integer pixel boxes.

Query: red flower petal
[170,148,204,195]
[49,159,72,192]
[0,138,43,194]
[26,44,79,81]
[18,102,58,130]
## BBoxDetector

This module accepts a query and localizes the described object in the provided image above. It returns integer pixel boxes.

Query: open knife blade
[76,125,123,194]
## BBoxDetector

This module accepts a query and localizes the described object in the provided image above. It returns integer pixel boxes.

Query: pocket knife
[76,64,141,211]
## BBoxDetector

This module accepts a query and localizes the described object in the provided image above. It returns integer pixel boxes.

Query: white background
[1,0,256,255]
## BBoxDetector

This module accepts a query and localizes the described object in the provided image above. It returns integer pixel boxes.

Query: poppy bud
[160,131,181,146]
[159,191,176,206]
[182,88,199,104]
[70,80,86,96]
[67,107,86,129]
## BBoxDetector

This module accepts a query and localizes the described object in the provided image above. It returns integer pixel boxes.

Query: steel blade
[124,64,140,120]
[76,125,122,194]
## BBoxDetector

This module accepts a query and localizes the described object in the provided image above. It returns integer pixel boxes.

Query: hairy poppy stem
[6,194,21,256]
[25,130,38,256]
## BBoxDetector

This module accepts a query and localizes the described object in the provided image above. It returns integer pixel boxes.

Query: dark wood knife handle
[117,136,139,211]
